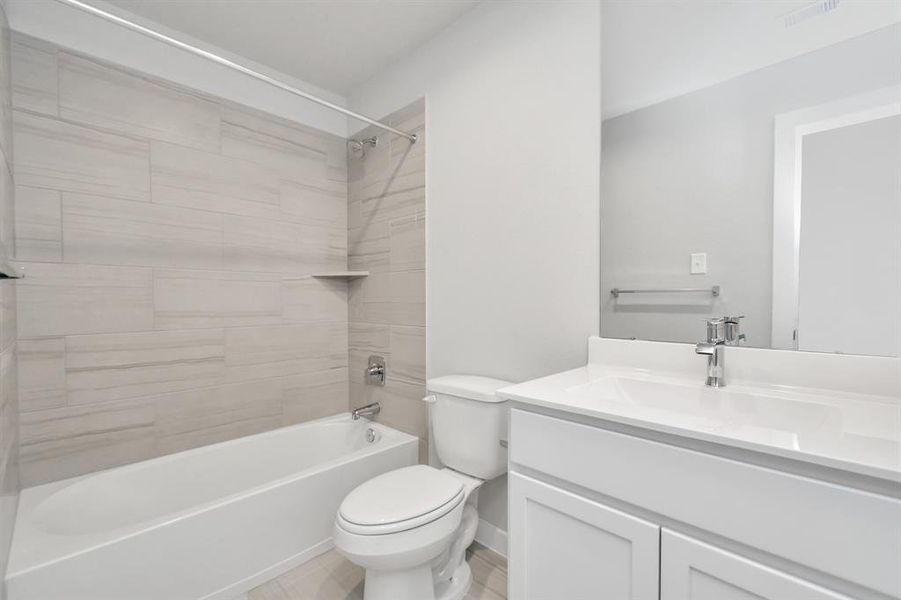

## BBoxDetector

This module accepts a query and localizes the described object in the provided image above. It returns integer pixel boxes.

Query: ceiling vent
[783,0,841,28]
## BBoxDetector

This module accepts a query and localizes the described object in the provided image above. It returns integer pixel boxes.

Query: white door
[661,530,852,600]
[509,472,660,600]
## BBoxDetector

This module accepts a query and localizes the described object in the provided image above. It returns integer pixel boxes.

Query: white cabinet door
[509,472,660,600]
[661,530,852,600]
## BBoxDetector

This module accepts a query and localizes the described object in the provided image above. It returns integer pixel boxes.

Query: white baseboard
[474,518,507,558]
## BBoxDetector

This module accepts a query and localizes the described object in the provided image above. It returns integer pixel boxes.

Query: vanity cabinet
[508,473,659,600]
[508,407,901,600]
[660,530,851,600]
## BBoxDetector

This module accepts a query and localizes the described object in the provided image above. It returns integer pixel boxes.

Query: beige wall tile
[66,329,226,405]
[348,272,391,325]
[283,277,347,323]
[223,214,345,274]
[15,185,61,262]
[349,322,390,354]
[19,398,156,486]
[281,367,349,425]
[348,219,389,273]
[389,213,425,272]
[17,262,153,338]
[279,178,346,227]
[153,269,281,330]
[59,53,220,151]
[62,192,224,269]
[220,104,335,181]
[0,16,10,168]
[358,171,425,224]
[11,34,57,116]
[151,140,280,218]
[13,110,150,201]
[154,379,282,454]
[390,326,425,383]
[0,161,12,259]
[390,270,425,326]
[0,280,14,352]
[224,322,347,382]
[0,345,17,456]
[17,338,66,412]
[349,295,391,325]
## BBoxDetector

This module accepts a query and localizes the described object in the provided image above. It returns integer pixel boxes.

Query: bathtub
[6,414,418,600]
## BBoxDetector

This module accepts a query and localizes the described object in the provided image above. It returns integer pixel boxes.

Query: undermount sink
[567,376,841,431]
[548,370,900,477]
[566,375,843,448]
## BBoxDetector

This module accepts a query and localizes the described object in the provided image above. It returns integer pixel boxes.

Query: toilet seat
[338,465,466,535]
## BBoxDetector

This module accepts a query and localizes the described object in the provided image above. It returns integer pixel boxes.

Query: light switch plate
[690,253,707,274]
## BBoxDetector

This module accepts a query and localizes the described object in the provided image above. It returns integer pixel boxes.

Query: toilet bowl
[334,465,482,600]
[334,375,512,600]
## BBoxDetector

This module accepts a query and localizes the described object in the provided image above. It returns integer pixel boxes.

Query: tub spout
[351,402,380,421]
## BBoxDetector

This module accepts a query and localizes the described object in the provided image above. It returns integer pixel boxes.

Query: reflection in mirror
[600,1,900,356]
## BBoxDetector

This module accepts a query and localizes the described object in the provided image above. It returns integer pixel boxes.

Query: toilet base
[362,560,472,600]
[434,561,472,600]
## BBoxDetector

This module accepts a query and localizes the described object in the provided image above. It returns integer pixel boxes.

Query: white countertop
[499,338,901,483]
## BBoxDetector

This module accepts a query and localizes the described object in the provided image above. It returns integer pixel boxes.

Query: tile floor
[247,542,507,600]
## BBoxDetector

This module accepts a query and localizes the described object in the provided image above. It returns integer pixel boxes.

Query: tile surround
[13,110,151,201]
[13,186,61,262]
[8,35,427,491]
[62,192,224,269]
[16,262,154,338]
[11,34,57,116]
[58,53,221,151]
[347,98,427,460]
[152,269,282,330]
[0,22,15,573]
[9,35,354,486]
[151,139,281,218]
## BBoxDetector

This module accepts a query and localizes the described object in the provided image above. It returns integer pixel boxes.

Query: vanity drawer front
[510,408,901,597]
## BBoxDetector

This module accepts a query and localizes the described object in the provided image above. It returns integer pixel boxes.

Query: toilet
[333,375,511,600]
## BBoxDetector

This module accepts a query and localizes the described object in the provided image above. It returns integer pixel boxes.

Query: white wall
[798,115,900,357]
[5,0,349,137]
[348,0,601,542]
[350,0,601,384]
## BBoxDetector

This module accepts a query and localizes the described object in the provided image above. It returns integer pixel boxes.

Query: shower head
[349,136,378,157]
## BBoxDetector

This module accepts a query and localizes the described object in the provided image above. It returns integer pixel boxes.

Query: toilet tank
[426,375,512,480]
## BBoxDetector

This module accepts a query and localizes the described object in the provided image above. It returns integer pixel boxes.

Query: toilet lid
[339,465,464,528]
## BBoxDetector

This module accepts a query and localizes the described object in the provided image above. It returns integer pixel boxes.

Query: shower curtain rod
[55,0,419,144]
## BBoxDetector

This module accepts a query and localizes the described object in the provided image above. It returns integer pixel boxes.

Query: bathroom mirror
[599,1,900,356]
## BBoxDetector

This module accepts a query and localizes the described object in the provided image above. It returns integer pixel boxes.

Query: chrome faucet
[723,315,746,346]
[351,402,381,421]
[696,318,727,387]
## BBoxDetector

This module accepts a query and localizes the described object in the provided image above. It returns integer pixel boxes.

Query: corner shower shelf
[283,271,370,281]
[313,271,369,279]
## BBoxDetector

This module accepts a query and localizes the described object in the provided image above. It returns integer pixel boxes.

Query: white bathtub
[6,414,418,600]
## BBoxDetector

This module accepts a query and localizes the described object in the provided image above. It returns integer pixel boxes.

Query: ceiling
[602,0,901,119]
[100,0,480,96]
